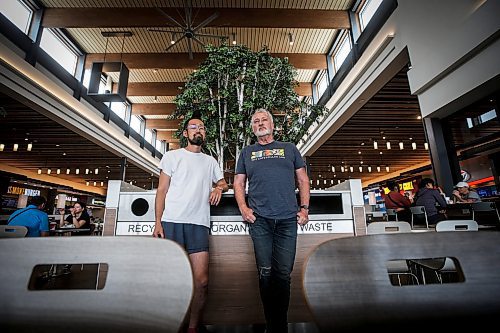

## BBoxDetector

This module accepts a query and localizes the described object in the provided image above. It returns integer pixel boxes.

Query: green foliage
[173,43,327,170]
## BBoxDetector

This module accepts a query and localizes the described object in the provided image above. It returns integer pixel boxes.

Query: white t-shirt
[159,148,223,227]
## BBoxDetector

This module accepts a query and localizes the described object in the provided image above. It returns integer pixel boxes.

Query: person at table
[7,195,49,237]
[414,178,447,225]
[384,181,412,222]
[452,181,482,203]
[58,201,91,235]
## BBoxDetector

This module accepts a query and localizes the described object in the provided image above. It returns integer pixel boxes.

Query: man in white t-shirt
[153,117,228,333]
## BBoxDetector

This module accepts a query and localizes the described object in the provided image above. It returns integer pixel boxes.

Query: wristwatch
[299,205,309,210]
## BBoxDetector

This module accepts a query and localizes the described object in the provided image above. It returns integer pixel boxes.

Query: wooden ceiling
[307,67,432,187]
[1,0,430,188]
[0,91,159,191]
[37,0,354,151]
[3,0,458,190]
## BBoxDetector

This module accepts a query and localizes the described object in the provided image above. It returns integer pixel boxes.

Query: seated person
[414,178,447,225]
[452,181,481,203]
[384,181,412,222]
[58,201,91,236]
[8,196,49,237]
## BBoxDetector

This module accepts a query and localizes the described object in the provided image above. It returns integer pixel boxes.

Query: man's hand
[297,209,309,226]
[152,223,164,238]
[240,206,256,224]
[209,187,223,206]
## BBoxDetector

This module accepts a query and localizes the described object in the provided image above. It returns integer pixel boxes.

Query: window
[130,115,143,134]
[0,0,32,34]
[359,0,384,31]
[333,33,352,72]
[155,139,163,152]
[479,109,497,124]
[82,69,91,88]
[316,70,329,100]
[467,109,497,128]
[40,28,78,75]
[110,102,126,120]
[144,129,153,145]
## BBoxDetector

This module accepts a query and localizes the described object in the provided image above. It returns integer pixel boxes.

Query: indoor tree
[173,44,327,174]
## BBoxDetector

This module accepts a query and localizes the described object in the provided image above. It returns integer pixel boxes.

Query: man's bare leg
[188,251,209,331]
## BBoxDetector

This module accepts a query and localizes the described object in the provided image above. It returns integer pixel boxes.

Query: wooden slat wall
[204,233,353,325]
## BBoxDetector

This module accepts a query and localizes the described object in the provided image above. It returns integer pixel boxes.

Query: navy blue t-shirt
[235,140,305,219]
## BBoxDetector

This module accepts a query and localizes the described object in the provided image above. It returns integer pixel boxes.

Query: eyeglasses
[186,124,206,131]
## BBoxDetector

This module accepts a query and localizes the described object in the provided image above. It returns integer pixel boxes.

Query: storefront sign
[7,186,40,197]
[92,198,106,206]
[401,181,414,191]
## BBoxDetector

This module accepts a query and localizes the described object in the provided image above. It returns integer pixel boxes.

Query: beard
[188,135,204,146]
[254,127,272,137]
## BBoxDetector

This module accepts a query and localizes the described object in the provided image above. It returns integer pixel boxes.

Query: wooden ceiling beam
[146,119,182,129]
[124,82,311,96]
[42,8,350,29]
[85,53,207,70]
[167,142,181,150]
[296,82,312,96]
[156,131,179,141]
[125,82,184,96]
[85,53,327,70]
[132,103,176,115]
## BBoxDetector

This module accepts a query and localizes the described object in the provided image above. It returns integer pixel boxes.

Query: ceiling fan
[147,0,228,60]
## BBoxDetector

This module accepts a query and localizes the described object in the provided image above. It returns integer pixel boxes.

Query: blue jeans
[248,215,298,333]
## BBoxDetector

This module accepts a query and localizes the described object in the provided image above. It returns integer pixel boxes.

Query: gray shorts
[161,221,209,254]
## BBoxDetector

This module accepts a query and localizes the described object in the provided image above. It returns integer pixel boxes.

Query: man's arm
[74,215,89,228]
[434,191,447,208]
[215,179,229,192]
[296,167,310,225]
[209,178,229,206]
[234,174,255,223]
[41,214,50,237]
[153,171,171,238]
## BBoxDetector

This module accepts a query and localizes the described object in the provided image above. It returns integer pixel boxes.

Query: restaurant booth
[104,179,366,325]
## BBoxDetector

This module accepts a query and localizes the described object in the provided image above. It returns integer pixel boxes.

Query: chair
[385,208,398,221]
[471,202,500,225]
[367,221,411,234]
[0,225,28,238]
[0,237,193,333]
[434,219,478,280]
[435,220,478,232]
[303,232,500,332]
[366,221,416,286]
[410,205,429,229]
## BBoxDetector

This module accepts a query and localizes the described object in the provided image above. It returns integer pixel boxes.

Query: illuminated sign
[92,198,106,206]
[402,181,414,191]
[7,186,40,196]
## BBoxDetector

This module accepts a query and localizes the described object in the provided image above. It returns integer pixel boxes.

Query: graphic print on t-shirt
[251,148,285,161]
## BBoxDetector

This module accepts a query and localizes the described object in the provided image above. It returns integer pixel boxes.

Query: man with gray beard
[234,108,310,333]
